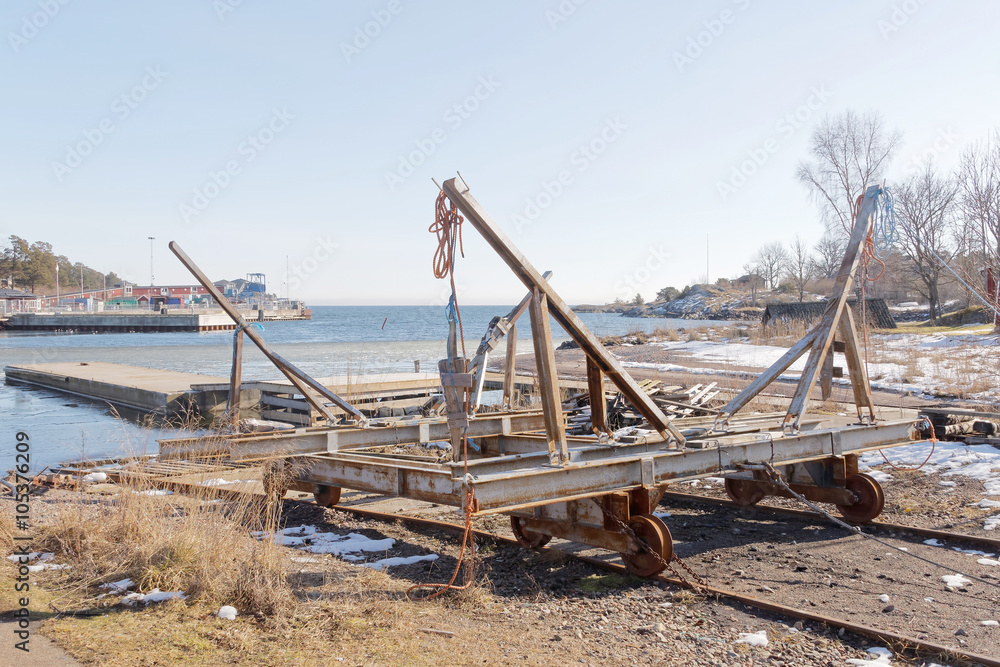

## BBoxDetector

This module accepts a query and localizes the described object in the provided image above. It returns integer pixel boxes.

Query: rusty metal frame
[153,178,930,565]
[290,418,921,514]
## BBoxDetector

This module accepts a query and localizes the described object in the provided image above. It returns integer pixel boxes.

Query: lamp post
[148,236,155,287]
[55,263,59,310]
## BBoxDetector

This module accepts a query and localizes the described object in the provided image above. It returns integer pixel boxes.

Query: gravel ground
[5,470,998,666]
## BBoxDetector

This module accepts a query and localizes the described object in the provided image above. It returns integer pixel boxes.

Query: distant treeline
[1,235,121,295]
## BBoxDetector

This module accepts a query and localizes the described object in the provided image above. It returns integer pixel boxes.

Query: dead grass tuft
[38,467,295,617]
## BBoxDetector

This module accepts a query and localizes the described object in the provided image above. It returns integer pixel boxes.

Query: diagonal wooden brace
[441,177,685,447]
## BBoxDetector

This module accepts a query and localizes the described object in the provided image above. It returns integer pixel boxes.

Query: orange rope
[430,190,466,358]
[879,433,936,471]
[407,190,476,601]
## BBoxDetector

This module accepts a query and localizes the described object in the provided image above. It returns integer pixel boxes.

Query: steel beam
[158,411,549,460]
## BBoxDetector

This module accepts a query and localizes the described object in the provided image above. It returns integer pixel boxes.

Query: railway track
[661,490,1000,553]
[308,496,1000,667]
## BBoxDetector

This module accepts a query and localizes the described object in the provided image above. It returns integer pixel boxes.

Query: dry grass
[0,504,13,553]
[37,470,294,618]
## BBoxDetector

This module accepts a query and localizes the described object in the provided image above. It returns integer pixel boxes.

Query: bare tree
[786,235,812,302]
[750,242,789,290]
[956,130,1000,267]
[797,110,903,238]
[893,163,958,323]
[741,261,763,305]
[810,233,845,279]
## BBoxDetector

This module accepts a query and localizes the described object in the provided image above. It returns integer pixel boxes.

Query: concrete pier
[1,308,311,333]
[3,362,240,416]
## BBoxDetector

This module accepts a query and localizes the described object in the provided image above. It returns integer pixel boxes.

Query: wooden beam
[586,357,607,434]
[503,323,517,408]
[228,329,243,426]
[168,241,363,422]
[837,305,875,422]
[784,185,880,430]
[718,329,818,420]
[529,290,569,465]
[820,343,833,402]
[442,178,685,446]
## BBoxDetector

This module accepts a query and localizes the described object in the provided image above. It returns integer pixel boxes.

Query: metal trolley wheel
[510,516,552,549]
[620,514,674,578]
[724,478,766,506]
[314,484,342,508]
[836,473,885,524]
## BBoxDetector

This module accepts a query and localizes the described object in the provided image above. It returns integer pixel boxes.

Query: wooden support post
[820,343,833,402]
[503,323,517,408]
[228,329,244,426]
[528,289,569,465]
[442,178,685,447]
[438,358,471,460]
[837,306,876,422]
[784,185,880,431]
[587,357,607,434]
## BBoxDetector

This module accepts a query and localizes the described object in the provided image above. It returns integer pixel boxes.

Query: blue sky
[1,0,997,305]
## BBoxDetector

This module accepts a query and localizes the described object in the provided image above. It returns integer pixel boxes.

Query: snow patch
[217,606,238,620]
[99,578,134,592]
[865,470,893,483]
[734,630,768,646]
[121,589,186,606]
[923,538,943,547]
[942,574,971,589]
[199,478,257,487]
[977,558,1000,566]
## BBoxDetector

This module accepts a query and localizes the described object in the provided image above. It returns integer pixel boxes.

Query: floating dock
[2,362,583,425]
[3,362,236,416]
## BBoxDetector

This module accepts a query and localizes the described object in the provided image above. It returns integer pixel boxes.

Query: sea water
[0,306,717,470]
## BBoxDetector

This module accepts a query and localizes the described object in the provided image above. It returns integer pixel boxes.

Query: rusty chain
[589,497,709,594]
